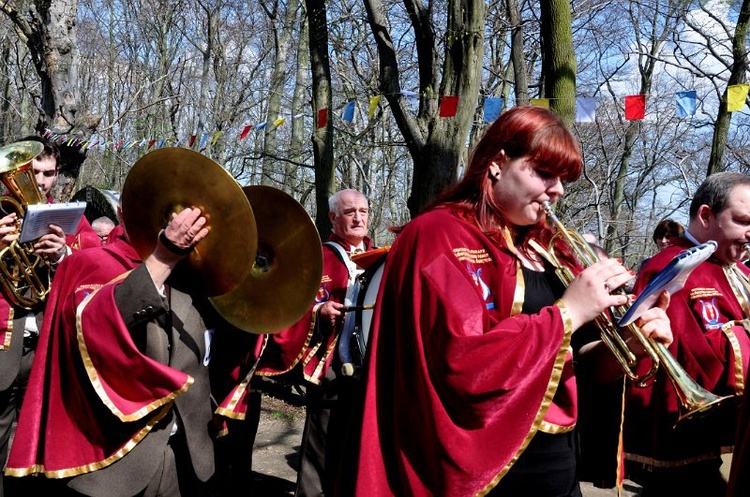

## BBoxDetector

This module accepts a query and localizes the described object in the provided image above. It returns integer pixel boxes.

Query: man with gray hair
[253,188,374,496]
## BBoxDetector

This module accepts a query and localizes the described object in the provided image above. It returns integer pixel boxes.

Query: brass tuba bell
[0,140,53,309]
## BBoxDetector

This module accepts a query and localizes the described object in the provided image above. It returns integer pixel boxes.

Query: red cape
[338,209,574,496]
[255,233,373,384]
[624,237,750,472]
[6,226,259,477]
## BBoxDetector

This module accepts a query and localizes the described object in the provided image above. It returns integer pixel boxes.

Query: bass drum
[338,248,388,377]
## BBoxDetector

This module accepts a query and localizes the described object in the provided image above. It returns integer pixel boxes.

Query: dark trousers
[295,369,359,497]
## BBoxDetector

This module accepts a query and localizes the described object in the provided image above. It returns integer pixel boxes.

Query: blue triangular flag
[483,97,503,123]
[676,90,696,117]
[342,101,356,122]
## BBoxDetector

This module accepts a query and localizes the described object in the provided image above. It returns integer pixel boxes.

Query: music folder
[19,201,87,243]
[617,241,718,327]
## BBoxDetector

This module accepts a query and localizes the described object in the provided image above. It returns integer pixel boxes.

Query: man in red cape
[625,172,750,496]
[5,206,261,496]
[0,136,100,497]
[254,188,374,496]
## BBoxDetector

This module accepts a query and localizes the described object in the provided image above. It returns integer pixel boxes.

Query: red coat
[624,237,750,473]
[255,233,373,385]
[337,208,576,496]
[6,226,259,477]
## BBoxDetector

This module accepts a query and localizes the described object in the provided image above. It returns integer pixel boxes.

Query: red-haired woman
[336,106,673,497]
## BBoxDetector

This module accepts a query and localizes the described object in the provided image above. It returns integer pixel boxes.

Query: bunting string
[43,84,749,152]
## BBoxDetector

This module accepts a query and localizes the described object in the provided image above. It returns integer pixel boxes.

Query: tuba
[541,201,731,424]
[0,140,52,309]
[121,148,322,333]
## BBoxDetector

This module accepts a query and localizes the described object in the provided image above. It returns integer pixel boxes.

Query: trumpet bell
[121,148,257,297]
[210,186,323,334]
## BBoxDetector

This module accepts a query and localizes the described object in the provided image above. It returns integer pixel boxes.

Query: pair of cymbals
[122,148,322,334]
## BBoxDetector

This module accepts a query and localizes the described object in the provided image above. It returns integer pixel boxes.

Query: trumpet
[541,201,730,423]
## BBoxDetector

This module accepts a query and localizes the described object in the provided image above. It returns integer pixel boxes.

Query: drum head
[355,258,386,354]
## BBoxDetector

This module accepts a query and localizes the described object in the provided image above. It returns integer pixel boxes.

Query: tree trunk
[707,0,750,176]
[540,0,576,126]
[306,0,334,237]
[364,0,484,217]
[506,0,528,106]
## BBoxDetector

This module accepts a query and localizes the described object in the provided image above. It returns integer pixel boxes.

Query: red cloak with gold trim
[336,208,575,497]
[624,236,750,475]
[5,226,258,477]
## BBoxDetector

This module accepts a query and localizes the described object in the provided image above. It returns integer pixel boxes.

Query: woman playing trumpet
[336,106,672,497]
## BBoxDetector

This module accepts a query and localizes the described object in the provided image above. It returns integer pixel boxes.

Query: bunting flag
[41,86,722,154]
[342,101,355,123]
[317,109,328,129]
[483,97,504,123]
[624,94,646,120]
[675,90,696,117]
[727,84,750,112]
[369,96,381,119]
[439,95,459,117]
[575,97,597,123]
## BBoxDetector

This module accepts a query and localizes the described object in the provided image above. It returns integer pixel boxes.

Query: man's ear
[696,204,713,228]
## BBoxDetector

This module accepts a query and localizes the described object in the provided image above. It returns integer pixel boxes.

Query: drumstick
[341,304,375,313]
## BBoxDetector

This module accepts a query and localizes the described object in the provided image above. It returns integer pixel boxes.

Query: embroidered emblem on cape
[316,285,330,304]
[690,287,722,300]
[466,264,494,310]
[453,247,492,264]
[699,298,723,330]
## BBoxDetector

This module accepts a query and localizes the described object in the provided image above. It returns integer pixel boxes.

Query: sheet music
[19,201,86,243]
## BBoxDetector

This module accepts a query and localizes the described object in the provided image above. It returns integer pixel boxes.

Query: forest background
[0,0,748,268]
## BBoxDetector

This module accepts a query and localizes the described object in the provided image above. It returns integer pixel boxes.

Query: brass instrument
[541,201,730,424]
[122,148,322,333]
[0,140,52,309]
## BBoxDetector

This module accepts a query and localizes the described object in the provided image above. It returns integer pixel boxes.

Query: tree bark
[306,0,334,236]
[707,0,750,176]
[540,0,576,126]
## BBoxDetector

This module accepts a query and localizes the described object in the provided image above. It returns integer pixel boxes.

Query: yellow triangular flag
[369,95,381,119]
[210,131,223,146]
[530,98,550,109]
[273,117,286,127]
[727,84,750,112]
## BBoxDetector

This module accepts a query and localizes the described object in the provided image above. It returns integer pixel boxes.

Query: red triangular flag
[188,135,197,148]
[318,108,328,128]
[439,95,459,117]
[240,125,253,140]
[147,139,156,150]
[624,94,646,120]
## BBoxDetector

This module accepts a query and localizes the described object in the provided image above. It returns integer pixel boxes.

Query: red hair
[419,106,582,249]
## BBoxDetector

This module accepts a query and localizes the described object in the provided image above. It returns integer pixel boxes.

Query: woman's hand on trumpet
[561,257,636,331]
